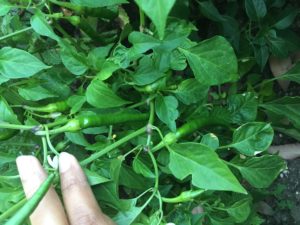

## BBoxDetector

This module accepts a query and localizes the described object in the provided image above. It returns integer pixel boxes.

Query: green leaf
[18,85,57,101]
[260,96,300,129]
[128,31,161,55]
[0,0,12,16]
[0,47,49,79]
[173,78,209,105]
[227,122,274,156]
[131,56,165,85]
[278,62,300,84]
[65,132,90,146]
[180,36,238,86]
[67,95,86,114]
[30,11,60,42]
[134,0,176,39]
[273,7,298,30]
[60,42,89,76]
[245,0,267,21]
[169,143,247,193]
[86,79,130,108]
[226,198,251,223]
[133,154,155,179]
[228,92,258,124]
[155,95,179,132]
[198,0,225,22]
[232,155,286,188]
[71,0,127,7]
[201,133,219,150]
[83,169,110,186]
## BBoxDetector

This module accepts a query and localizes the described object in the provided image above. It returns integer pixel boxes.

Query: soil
[263,158,300,225]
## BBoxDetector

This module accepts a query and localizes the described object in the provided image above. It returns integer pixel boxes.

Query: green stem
[0,198,27,223]
[0,27,33,42]
[80,126,146,166]
[4,174,55,225]
[139,7,145,32]
[0,123,35,130]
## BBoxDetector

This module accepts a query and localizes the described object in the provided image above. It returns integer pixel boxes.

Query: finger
[17,155,69,225]
[59,152,114,225]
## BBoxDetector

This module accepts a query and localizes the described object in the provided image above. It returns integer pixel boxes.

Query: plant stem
[0,198,27,223]
[139,8,145,32]
[0,27,33,42]
[0,123,35,130]
[80,126,146,166]
[4,173,55,225]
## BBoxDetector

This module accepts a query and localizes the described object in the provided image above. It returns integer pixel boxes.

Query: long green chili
[5,173,55,225]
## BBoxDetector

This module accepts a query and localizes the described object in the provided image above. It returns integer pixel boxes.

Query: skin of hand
[16,152,115,225]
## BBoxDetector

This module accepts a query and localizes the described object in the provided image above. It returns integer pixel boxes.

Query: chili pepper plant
[0,0,299,224]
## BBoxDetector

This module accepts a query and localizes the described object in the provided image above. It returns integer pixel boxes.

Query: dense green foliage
[0,0,299,224]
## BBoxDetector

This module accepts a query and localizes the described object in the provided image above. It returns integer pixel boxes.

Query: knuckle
[61,175,87,192]
[71,212,99,225]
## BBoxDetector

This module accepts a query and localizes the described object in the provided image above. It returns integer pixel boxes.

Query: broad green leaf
[274,7,298,30]
[245,0,267,21]
[113,196,150,225]
[173,79,209,105]
[0,47,49,79]
[253,41,269,70]
[0,0,12,16]
[0,75,8,84]
[198,0,225,22]
[60,42,89,76]
[71,0,127,7]
[83,169,110,186]
[134,0,176,39]
[274,127,300,142]
[96,61,120,81]
[87,44,113,70]
[169,143,247,193]
[180,36,238,86]
[18,85,57,101]
[201,133,219,150]
[67,95,86,114]
[86,79,130,108]
[0,152,16,167]
[232,155,286,188]
[128,31,161,55]
[228,92,258,124]
[0,97,19,123]
[278,62,300,84]
[226,198,251,223]
[228,122,274,156]
[131,56,165,85]
[133,154,155,178]
[30,11,60,42]
[260,96,300,129]
[66,132,90,146]
[155,95,179,132]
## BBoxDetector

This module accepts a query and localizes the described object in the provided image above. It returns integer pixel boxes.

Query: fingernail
[16,156,39,179]
[59,152,73,173]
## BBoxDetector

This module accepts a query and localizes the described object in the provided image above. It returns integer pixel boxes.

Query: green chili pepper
[152,113,229,152]
[5,173,55,225]
[162,189,205,203]
[35,112,148,135]
[0,129,18,141]
[23,101,69,113]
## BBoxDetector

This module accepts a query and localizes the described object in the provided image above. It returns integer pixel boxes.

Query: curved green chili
[35,112,148,135]
[5,173,55,225]
[23,101,69,113]
[162,189,205,203]
[152,114,229,152]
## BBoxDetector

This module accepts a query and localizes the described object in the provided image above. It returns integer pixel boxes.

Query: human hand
[16,152,114,225]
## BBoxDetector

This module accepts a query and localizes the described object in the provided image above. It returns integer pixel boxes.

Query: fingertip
[59,152,77,173]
